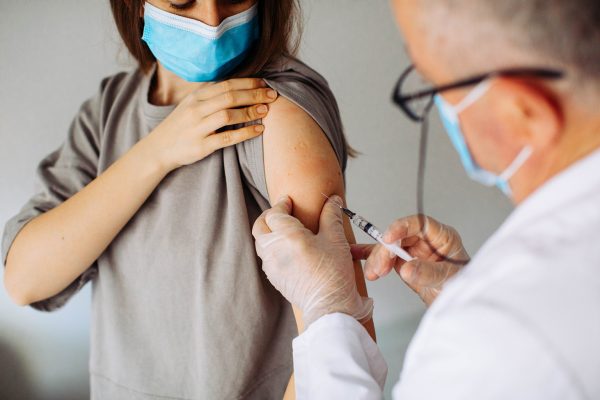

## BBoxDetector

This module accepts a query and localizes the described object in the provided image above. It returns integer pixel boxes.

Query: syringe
[342,207,413,262]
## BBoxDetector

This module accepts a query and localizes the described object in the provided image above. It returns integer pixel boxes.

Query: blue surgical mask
[142,2,259,82]
[434,81,533,198]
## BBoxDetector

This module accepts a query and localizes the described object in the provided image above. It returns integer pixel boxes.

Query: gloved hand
[351,215,469,306]
[252,196,373,327]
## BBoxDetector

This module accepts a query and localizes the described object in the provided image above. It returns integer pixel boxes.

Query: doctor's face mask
[141,2,260,82]
[434,82,533,199]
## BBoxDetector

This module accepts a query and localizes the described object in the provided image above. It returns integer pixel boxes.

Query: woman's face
[145,0,258,26]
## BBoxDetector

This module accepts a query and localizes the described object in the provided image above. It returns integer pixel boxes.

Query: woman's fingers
[204,124,265,152]
[200,88,278,116]
[203,104,270,133]
[195,78,267,101]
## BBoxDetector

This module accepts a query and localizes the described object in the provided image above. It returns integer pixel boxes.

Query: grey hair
[419,1,600,89]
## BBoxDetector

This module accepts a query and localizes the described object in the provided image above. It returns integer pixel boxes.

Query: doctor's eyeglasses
[392,65,565,122]
[392,64,564,265]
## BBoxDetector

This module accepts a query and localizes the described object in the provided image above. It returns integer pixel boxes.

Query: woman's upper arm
[262,96,376,340]
[262,96,344,233]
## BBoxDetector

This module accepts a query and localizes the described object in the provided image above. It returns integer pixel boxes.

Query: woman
[2,0,373,398]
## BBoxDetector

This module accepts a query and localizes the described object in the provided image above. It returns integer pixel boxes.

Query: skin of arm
[262,97,376,399]
[4,138,167,305]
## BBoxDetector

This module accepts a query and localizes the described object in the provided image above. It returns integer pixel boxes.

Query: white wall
[0,1,512,398]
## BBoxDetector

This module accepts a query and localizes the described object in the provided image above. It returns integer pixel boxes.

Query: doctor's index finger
[252,196,293,238]
[400,259,458,289]
[383,214,443,243]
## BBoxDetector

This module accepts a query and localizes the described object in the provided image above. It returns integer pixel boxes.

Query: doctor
[252,0,600,399]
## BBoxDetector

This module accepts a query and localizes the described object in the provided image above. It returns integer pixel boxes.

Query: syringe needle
[319,195,413,262]
[321,193,344,209]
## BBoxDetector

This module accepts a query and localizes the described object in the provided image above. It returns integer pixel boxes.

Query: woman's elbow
[4,255,35,306]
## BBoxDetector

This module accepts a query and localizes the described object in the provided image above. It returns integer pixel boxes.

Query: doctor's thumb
[399,260,418,285]
[319,195,344,236]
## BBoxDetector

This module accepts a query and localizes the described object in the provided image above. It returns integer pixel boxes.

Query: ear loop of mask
[416,99,471,266]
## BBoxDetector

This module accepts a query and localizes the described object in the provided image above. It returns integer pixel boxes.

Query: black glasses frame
[393,65,565,122]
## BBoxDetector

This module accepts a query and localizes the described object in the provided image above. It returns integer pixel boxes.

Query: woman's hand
[351,215,470,306]
[145,78,278,173]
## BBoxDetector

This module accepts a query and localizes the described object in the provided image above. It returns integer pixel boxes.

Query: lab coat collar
[493,147,600,239]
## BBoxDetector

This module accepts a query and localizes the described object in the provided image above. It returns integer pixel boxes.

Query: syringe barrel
[351,215,384,241]
[350,214,413,262]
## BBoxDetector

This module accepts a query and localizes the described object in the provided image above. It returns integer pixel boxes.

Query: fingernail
[267,89,278,99]
[282,196,292,211]
[364,264,377,281]
[260,80,268,87]
[400,262,417,282]
[383,231,393,242]
[329,195,342,205]
[366,272,378,281]
[257,105,268,114]
[254,124,264,133]
[277,195,291,210]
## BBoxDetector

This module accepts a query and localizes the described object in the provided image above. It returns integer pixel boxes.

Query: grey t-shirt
[1,56,347,399]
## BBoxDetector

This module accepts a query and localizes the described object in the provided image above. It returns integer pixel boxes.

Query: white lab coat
[293,149,600,399]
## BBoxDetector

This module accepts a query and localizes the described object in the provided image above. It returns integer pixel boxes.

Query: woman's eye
[169,0,247,10]
[169,1,195,10]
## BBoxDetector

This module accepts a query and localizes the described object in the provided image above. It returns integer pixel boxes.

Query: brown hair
[109,0,357,157]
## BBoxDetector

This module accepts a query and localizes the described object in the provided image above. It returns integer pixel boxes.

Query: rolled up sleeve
[1,82,105,311]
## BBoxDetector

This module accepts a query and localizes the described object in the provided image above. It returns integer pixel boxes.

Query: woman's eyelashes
[169,0,195,10]
[168,0,250,10]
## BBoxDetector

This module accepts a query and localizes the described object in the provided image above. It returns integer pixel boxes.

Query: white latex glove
[351,215,469,306]
[252,196,373,327]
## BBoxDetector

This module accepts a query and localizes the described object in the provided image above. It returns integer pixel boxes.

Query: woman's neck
[149,63,211,106]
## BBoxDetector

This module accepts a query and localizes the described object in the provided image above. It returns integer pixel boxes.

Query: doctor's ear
[487,77,564,149]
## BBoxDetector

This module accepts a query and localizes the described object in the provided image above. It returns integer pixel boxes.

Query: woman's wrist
[131,134,173,180]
